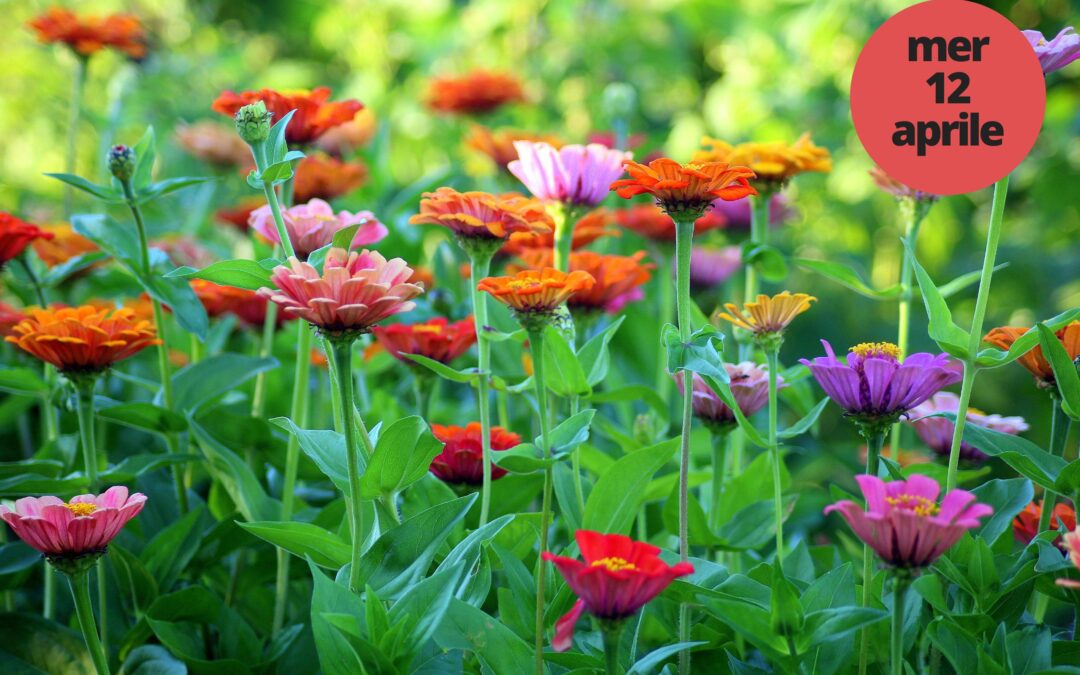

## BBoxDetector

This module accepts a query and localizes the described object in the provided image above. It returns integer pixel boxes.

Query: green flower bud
[235,101,272,144]
[107,144,136,182]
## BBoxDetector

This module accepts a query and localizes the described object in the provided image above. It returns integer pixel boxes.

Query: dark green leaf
[97,402,186,435]
[167,354,279,412]
[0,368,48,397]
[582,438,676,534]
[240,521,350,568]
[165,258,275,291]
[359,416,443,499]
[1038,323,1080,420]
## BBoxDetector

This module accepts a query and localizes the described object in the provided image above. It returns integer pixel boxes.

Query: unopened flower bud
[107,145,136,182]
[235,101,272,144]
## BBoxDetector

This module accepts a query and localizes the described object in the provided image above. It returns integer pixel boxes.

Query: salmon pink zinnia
[249,198,386,260]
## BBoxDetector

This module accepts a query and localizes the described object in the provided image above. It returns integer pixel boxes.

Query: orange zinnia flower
[85,296,156,323]
[410,188,553,245]
[478,268,595,329]
[694,133,831,189]
[427,70,525,115]
[0,213,53,268]
[30,223,96,268]
[512,250,652,313]
[984,323,1080,389]
[314,109,377,156]
[464,125,563,170]
[409,266,436,290]
[715,292,816,336]
[611,158,757,220]
[212,87,363,145]
[502,208,618,256]
[1014,499,1076,547]
[373,317,477,365]
[293,153,368,203]
[175,122,251,166]
[28,8,146,59]
[614,204,727,242]
[7,305,159,374]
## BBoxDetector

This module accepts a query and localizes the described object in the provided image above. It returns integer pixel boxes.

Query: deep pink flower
[673,362,781,430]
[906,392,1028,463]
[825,474,991,568]
[258,248,424,335]
[0,486,146,561]
[249,198,387,260]
[1023,27,1080,74]
[689,245,742,288]
[508,142,631,207]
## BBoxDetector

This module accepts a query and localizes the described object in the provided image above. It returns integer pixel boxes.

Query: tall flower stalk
[526,326,553,675]
[470,249,496,525]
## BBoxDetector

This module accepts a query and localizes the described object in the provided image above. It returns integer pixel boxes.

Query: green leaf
[140,506,208,591]
[778,397,829,439]
[702,374,769,447]
[389,562,466,661]
[259,160,294,184]
[976,308,1080,368]
[401,354,478,383]
[939,264,1008,299]
[432,599,534,674]
[582,438,676,534]
[546,409,595,453]
[971,478,1034,544]
[145,586,260,671]
[131,126,157,190]
[272,417,354,495]
[794,258,900,300]
[587,384,667,415]
[166,258,275,291]
[121,645,187,675]
[542,324,590,397]
[267,110,298,164]
[932,413,1065,490]
[189,416,279,522]
[627,642,708,674]
[309,560,365,675]
[800,606,888,650]
[240,521,350,568]
[742,243,788,282]
[44,173,122,203]
[1037,322,1080,420]
[167,354,278,412]
[0,612,95,674]
[904,241,971,359]
[664,323,728,380]
[97,402,187,435]
[769,561,805,638]
[359,416,443,499]
[492,443,568,473]
[138,176,216,202]
[330,222,364,251]
[144,274,209,340]
[42,252,107,286]
[0,368,48,397]
[577,315,625,386]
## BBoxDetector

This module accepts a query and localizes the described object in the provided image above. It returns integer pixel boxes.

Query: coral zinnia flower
[715,292,815,336]
[174,122,251,166]
[542,530,694,652]
[512,250,653,314]
[1059,529,1080,588]
[906,392,1028,463]
[31,223,96,268]
[826,474,992,569]
[249,198,387,260]
[465,126,563,170]
[314,109,377,156]
[215,198,263,233]
[1,486,146,571]
[191,280,289,329]
[801,341,962,429]
[869,166,937,202]
[502,208,618,257]
[373,317,477,365]
[427,70,525,115]
[212,87,363,145]
[0,302,25,338]
[0,213,53,268]
[509,142,631,208]
[6,306,159,374]
[1014,500,1076,548]
[258,248,424,337]
[478,268,595,328]
[293,153,368,203]
[614,204,727,242]
[689,246,742,289]
[673,363,782,432]
[28,8,146,59]
[429,423,521,485]
[410,188,553,244]
[694,133,831,190]
[1023,27,1080,74]
[983,323,1080,389]
[611,159,757,220]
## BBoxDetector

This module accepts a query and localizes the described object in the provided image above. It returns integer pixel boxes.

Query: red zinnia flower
[0,213,53,268]
[542,530,694,652]
[212,87,363,145]
[1014,500,1076,548]
[429,423,521,485]
[28,8,146,59]
[427,70,525,115]
[373,317,476,365]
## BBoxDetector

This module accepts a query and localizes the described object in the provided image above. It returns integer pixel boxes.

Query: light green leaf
[359,416,443,499]
[166,258,275,291]
[240,521,350,569]
[582,438,677,534]
[794,258,901,300]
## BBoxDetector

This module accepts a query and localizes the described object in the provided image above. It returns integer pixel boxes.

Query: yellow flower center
[507,279,540,292]
[414,325,443,334]
[886,493,939,517]
[850,342,901,360]
[64,502,97,517]
[590,556,638,572]
[967,407,985,416]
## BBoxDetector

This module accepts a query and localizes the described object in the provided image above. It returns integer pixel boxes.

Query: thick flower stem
[601,621,625,675]
[527,327,554,675]
[945,175,1008,493]
[469,252,496,526]
[891,578,911,675]
[330,340,365,593]
[654,248,674,400]
[889,198,927,457]
[673,217,695,675]
[69,572,110,675]
[710,432,727,532]
[552,203,579,273]
[64,55,87,217]
[14,257,59,443]
[858,428,887,675]
[74,380,110,654]
[766,346,784,563]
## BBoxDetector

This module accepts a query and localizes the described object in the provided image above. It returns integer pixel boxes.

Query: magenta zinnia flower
[800,341,962,431]
[249,198,387,260]
[1,486,146,573]
[1023,27,1080,74]
[258,247,424,337]
[825,474,991,568]
[508,142,631,207]
[689,245,742,288]
[906,392,1028,463]
[673,362,781,431]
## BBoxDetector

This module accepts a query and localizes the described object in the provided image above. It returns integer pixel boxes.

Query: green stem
[945,175,1008,492]
[859,428,887,675]
[673,217,694,675]
[602,622,624,675]
[262,181,297,260]
[889,198,926,457]
[654,249,674,400]
[739,194,771,361]
[528,328,553,675]
[570,396,585,516]
[553,203,579,273]
[766,346,783,563]
[75,380,99,488]
[469,252,496,526]
[892,578,911,675]
[251,300,279,418]
[69,572,110,675]
[1038,396,1073,533]
[64,56,87,217]
[710,432,728,532]
[330,339,365,593]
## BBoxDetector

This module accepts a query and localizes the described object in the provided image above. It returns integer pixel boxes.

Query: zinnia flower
[1058,529,1080,588]
[212,87,363,145]
[1023,27,1080,74]
[715,292,816,338]
[0,213,53,268]
[673,363,781,432]
[689,246,742,289]
[409,188,553,251]
[215,199,263,233]
[0,302,24,338]
[258,248,424,338]
[427,70,525,115]
[6,306,159,375]
[314,109,377,156]
[502,208,618,257]
[249,198,387,260]
[478,268,595,330]
[614,204,727,242]
[801,341,962,430]
[31,223,97,268]
[869,166,938,202]
[465,126,563,170]
[174,122,251,166]
[429,423,520,485]
[28,8,146,59]
[706,194,794,232]
[509,142,631,208]
[983,323,1080,389]
[512,250,652,314]
[542,530,694,652]
[611,159,757,220]
[191,280,288,329]
[293,153,368,203]
[694,133,831,190]
[373,317,477,365]
[1014,500,1076,547]
[825,474,992,568]
[0,486,146,573]
[906,392,1028,463]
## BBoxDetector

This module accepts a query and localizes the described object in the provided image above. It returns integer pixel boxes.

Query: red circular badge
[851,0,1045,195]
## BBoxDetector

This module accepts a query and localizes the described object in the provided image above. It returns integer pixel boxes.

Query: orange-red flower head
[215,199,263,233]
[28,8,146,59]
[983,323,1080,389]
[478,268,595,330]
[1014,499,1076,548]
[373,317,477,366]
[212,87,363,145]
[694,133,831,189]
[410,188,553,251]
[513,250,652,314]
[614,204,727,242]
[502,208,618,257]
[0,213,53,268]
[611,158,757,220]
[430,423,521,485]
[191,279,289,330]
[427,70,525,115]
[30,222,97,268]
[293,152,368,203]
[6,306,159,374]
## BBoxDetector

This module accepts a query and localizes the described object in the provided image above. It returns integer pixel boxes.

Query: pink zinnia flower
[689,245,742,288]
[248,198,387,260]
[258,247,424,336]
[906,392,1028,463]
[508,142,631,207]
[825,474,991,568]
[1023,27,1080,74]
[673,362,781,431]
[0,486,146,568]
[1057,528,1080,588]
